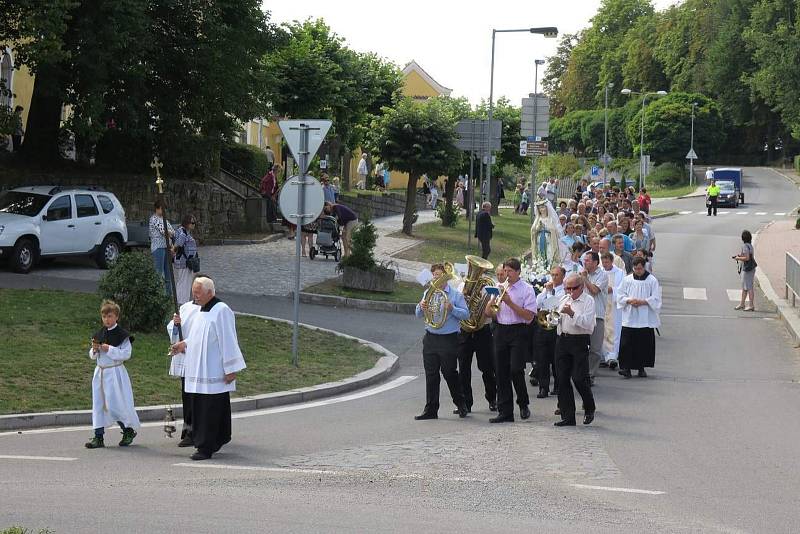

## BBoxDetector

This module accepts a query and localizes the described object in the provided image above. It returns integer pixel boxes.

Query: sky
[264,0,682,107]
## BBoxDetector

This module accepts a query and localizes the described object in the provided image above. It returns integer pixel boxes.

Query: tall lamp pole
[602,82,613,185]
[689,102,698,188]
[530,58,545,222]
[487,26,557,213]
[621,88,667,190]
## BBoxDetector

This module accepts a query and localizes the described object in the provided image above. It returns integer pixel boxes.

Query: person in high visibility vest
[706,180,720,216]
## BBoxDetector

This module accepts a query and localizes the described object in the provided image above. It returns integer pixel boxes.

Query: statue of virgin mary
[530,199,566,268]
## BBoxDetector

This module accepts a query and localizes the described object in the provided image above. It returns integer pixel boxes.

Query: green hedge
[221,142,269,178]
[647,162,686,188]
[794,155,799,174]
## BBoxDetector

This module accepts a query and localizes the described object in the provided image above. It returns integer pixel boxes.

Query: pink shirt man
[495,279,537,325]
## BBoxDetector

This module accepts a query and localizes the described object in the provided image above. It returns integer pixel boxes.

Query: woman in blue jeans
[149,199,174,295]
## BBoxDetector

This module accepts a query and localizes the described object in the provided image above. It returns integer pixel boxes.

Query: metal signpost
[278,119,331,366]
[522,94,549,221]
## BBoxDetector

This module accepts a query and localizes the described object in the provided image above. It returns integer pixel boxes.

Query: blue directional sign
[591,165,600,177]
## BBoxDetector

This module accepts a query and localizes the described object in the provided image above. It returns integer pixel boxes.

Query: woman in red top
[637,188,652,214]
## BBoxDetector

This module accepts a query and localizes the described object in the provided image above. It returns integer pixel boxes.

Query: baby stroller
[310,215,342,261]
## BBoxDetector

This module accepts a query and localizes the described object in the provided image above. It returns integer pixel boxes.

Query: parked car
[0,186,128,273]
[715,180,739,208]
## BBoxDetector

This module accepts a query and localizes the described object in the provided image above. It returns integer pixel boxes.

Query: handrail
[220,156,261,189]
[218,166,260,197]
[786,251,800,307]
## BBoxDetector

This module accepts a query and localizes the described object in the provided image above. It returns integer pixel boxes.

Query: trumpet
[489,280,510,314]
[536,294,567,330]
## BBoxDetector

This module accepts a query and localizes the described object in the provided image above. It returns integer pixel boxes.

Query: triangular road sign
[279,120,333,171]
[686,148,698,160]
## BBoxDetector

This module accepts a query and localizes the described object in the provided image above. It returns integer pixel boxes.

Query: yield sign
[279,119,333,170]
[686,148,698,160]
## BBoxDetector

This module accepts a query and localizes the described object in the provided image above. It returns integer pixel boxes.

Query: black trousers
[180,377,194,440]
[555,334,596,422]
[12,135,22,152]
[494,323,531,417]
[707,196,718,216]
[191,392,232,455]
[422,332,465,413]
[534,325,558,391]
[457,326,497,408]
[263,195,277,222]
[479,238,491,259]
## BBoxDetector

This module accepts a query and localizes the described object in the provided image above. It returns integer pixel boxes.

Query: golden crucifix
[151,156,165,193]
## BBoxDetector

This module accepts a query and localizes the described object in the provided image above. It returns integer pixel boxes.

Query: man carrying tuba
[414,263,471,420]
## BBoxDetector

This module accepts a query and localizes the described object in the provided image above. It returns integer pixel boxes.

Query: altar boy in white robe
[601,252,625,370]
[86,300,140,449]
[167,299,201,447]
[170,277,246,461]
[616,257,661,378]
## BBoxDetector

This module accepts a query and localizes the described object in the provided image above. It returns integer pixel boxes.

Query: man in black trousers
[534,266,566,398]
[475,201,494,259]
[456,323,497,413]
[554,273,597,426]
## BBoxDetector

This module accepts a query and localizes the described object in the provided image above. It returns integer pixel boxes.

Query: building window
[0,51,12,110]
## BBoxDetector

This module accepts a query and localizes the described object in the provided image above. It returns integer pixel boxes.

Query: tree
[542,33,578,118]
[368,97,460,235]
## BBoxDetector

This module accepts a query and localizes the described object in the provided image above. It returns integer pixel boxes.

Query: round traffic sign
[278,175,324,226]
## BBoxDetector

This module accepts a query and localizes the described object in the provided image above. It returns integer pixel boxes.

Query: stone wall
[0,172,251,239]
[337,191,431,219]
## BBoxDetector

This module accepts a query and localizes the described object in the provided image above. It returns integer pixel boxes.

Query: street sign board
[519,140,527,157]
[455,119,502,152]
[279,120,332,173]
[525,140,549,156]
[591,165,600,177]
[686,148,698,160]
[278,175,324,226]
[599,153,613,165]
[521,95,550,138]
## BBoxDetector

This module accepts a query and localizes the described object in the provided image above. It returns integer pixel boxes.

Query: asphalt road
[2,167,800,533]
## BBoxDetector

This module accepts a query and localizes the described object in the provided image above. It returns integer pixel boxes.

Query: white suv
[0,186,128,273]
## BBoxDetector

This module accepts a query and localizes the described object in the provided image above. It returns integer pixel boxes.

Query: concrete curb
[753,225,800,345]
[292,291,416,314]
[202,233,284,246]
[651,210,679,219]
[0,312,400,431]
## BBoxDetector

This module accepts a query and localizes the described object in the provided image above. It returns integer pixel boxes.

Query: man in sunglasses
[554,273,597,426]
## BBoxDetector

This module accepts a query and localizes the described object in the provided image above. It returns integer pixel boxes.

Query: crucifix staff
[152,156,183,341]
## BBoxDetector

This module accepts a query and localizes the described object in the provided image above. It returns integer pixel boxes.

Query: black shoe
[583,412,595,425]
[619,369,632,378]
[190,450,212,461]
[453,405,472,415]
[178,436,194,448]
[489,414,514,423]
[608,360,618,370]
[638,369,648,377]
[536,388,548,399]
[118,428,137,447]
[457,403,469,418]
[551,388,559,396]
[554,419,576,427]
[414,411,438,420]
[554,408,561,416]
[520,406,531,419]
[488,402,497,412]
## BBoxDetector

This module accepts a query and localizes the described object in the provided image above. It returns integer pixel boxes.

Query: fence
[786,252,800,306]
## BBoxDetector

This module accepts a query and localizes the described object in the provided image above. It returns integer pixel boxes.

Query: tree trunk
[342,149,352,192]
[490,174,500,216]
[442,175,456,227]
[403,171,420,236]
[20,63,65,164]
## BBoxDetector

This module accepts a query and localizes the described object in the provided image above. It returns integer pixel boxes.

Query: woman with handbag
[733,229,757,311]
[174,214,200,305]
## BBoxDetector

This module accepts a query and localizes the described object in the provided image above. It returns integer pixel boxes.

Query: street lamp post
[487,27,557,213]
[621,88,667,190]
[689,102,698,188]
[602,82,613,186]
[530,58,545,222]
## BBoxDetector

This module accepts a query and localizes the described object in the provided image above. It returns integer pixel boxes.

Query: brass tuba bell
[423,262,455,329]
[460,255,495,332]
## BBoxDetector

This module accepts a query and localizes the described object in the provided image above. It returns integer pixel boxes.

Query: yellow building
[1,46,35,150]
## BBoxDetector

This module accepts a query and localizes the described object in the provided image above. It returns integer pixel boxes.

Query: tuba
[460,255,495,332]
[423,262,455,329]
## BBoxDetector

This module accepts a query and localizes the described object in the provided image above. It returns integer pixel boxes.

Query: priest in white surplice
[616,257,661,379]
[167,299,201,448]
[170,277,246,461]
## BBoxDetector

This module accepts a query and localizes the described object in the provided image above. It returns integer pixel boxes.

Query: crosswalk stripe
[726,289,741,302]
[756,212,767,215]
[717,211,729,215]
[683,287,707,300]
[736,212,749,215]
[679,211,693,215]
[775,212,786,216]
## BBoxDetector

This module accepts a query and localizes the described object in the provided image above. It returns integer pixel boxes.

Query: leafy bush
[98,251,171,332]
[795,155,800,174]
[647,162,686,188]
[222,142,270,178]
[338,212,378,272]
[436,201,460,227]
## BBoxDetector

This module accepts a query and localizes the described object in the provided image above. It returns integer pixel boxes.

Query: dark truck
[709,167,745,205]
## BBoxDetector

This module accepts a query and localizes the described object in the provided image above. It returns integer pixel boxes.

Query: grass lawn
[0,289,380,415]
[305,278,421,303]
[648,184,696,198]
[394,211,532,266]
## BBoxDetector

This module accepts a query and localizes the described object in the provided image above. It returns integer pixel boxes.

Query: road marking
[0,454,77,462]
[683,287,707,300]
[736,211,749,215]
[717,211,729,215]
[727,289,741,301]
[0,376,418,437]
[679,211,693,215]
[756,212,767,215]
[572,483,665,495]
[174,463,340,475]
[775,212,786,216]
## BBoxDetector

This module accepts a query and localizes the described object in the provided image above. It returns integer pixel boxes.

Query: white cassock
[603,265,626,359]
[89,337,140,431]
[616,273,662,328]
[183,299,246,395]
[167,301,202,378]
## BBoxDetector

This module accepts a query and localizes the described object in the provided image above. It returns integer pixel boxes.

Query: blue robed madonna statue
[530,199,566,268]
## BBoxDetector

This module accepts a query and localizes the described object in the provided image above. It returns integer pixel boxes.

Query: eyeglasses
[564,285,580,291]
